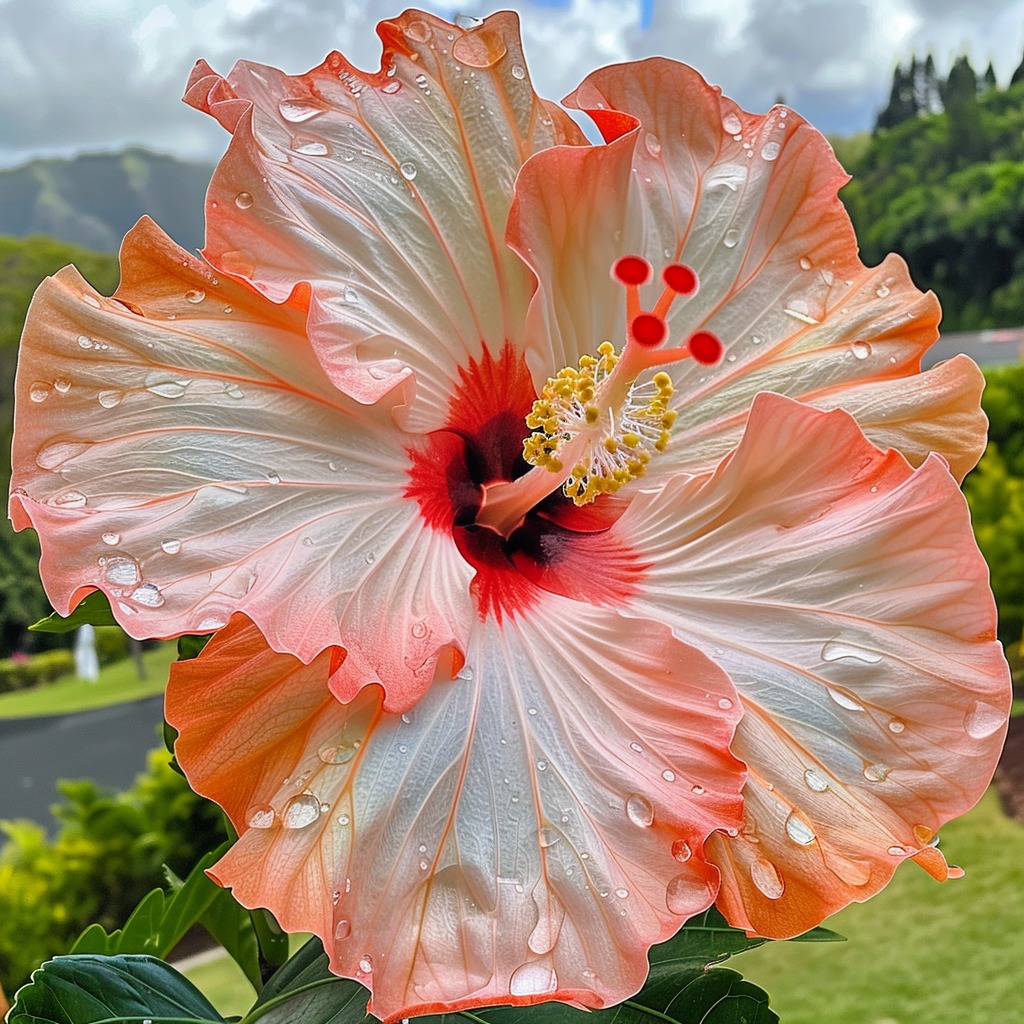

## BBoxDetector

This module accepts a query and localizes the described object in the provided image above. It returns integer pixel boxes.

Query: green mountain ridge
[0,148,213,256]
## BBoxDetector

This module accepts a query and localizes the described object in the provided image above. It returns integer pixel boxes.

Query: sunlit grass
[181,790,1024,1024]
[0,643,175,719]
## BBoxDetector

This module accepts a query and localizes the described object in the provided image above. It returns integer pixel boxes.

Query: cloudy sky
[2,0,1023,168]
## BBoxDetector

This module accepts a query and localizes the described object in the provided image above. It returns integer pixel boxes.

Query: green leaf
[7,954,225,1024]
[788,925,846,943]
[177,634,212,661]
[29,592,117,633]
[199,888,262,994]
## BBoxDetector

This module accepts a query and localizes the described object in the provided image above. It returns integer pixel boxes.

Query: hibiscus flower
[9,10,1009,1022]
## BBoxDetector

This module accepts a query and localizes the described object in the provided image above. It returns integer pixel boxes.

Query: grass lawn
[0,643,175,719]
[182,789,1024,1023]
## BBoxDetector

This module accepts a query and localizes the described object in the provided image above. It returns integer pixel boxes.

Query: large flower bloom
[9,11,1010,1021]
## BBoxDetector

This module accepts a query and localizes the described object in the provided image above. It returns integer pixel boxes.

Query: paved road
[0,695,166,830]
[924,328,1024,368]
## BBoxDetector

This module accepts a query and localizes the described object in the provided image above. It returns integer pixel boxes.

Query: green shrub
[92,626,130,667]
[0,648,74,694]
[0,747,224,994]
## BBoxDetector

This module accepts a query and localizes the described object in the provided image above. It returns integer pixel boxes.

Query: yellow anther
[653,371,672,389]
[623,432,640,448]
[604,437,619,453]
[585,406,600,424]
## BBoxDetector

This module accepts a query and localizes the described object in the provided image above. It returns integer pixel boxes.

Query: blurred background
[1,2,1023,1022]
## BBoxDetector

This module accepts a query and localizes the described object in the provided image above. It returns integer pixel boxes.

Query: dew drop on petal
[399,161,417,180]
[185,289,205,304]
[717,697,733,710]
[671,839,692,863]
[53,378,72,394]
[722,111,742,134]
[876,284,891,298]
[29,382,51,403]
[279,98,323,122]
[131,583,165,608]
[862,762,891,783]
[661,769,676,783]
[511,63,526,80]
[50,490,87,509]
[964,699,1005,739]
[803,767,830,792]
[827,687,865,712]
[723,228,740,248]
[665,873,713,914]
[888,844,908,857]
[784,810,816,845]
[411,620,429,639]
[235,191,254,209]
[510,963,557,996]
[293,138,330,157]
[405,18,432,42]
[161,538,181,554]
[358,955,373,974]
[799,256,813,270]
[822,640,882,665]
[690,784,705,795]
[101,532,120,546]
[913,823,936,846]
[851,340,872,360]
[282,793,322,829]
[750,857,785,899]
[98,389,123,408]
[247,805,275,829]
[343,286,359,303]
[761,141,781,161]
[626,793,654,828]
[644,133,661,157]
[629,741,643,753]
[103,556,141,586]
[888,718,906,734]
[382,80,401,94]
[147,381,189,399]
[335,919,351,940]
[77,335,93,349]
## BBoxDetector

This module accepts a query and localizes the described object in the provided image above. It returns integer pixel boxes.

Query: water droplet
[247,805,275,828]
[293,138,330,157]
[822,640,881,665]
[101,532,120,546]
[761,141,781,161]
[851,340,872,360]
[82,293,101,308]
[887,718,906,734]
[717,697,733,710]
[751,334,763,345]
[335,919,351,940]
[411,620,429,639]
[671,839,692,863]
[358,954,374,974]
[53,378,72,394]
[399,161,418,181]
[827,687,865,712]
[665,873,712,914]
[661,769,676,783]
[131,583,164,608]
[510,962,557,996]
[266,471,281,485]
[888,844,908,857]
[103,556,141,586]
[382,79,402,95]
[50,490,87,508]
[913,824,935,846]
[538,826,560,848]
[803,767,830,792]
[785,810,816,845]
[451,26,507,68]
[224,383,244,400]
[318,737,360,764]
[77,335,93,349]
[185,289,205,304]
[282,793,321,829]
[723,228,740,248]
[511,63,526,80]
[98,389,124,409]
[343,286,359,303]
[625,793,654,828]
[629,741,643,753]
[722,112,742,134]
[582,968,596,979]
[750,857,785,899]
[690,784,705,795]
[365,552,376,565]
[147,380,189,399]
[527,707,537,716]
[536,759,548,773]
[964,699,1004,739]
[235,191,254,210]
[405,18,432,42]
[783,301,819,325]
[160,538,181,554]
[279,98,323,122]
[875,284,891,298]
[29,382,51,402]
[861,761,891,784]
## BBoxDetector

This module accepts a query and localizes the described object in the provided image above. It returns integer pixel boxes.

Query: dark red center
[405,344,645,619]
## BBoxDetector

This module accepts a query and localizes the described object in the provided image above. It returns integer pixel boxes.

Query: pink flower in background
[8,10,1010,1021]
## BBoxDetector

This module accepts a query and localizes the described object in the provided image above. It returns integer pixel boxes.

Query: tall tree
[875,62,917,131]
[983,60,998,91]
